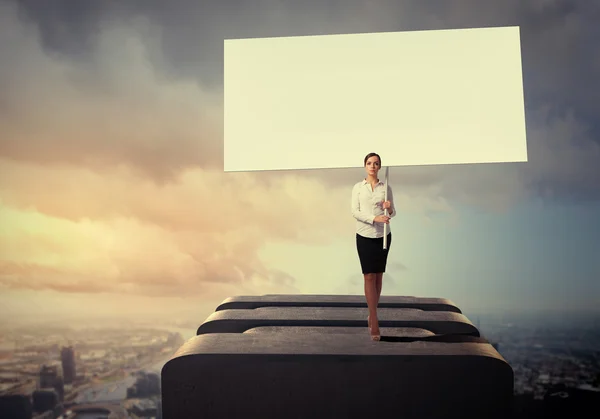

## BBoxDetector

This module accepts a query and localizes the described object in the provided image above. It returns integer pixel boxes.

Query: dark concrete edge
[196,317,479,337]
[164,334,510,363]
[216,302,462,313]
[161,348,514,379]
[215,295,462,313]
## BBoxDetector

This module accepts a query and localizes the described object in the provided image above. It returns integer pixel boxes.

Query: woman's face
[365,156,381,176]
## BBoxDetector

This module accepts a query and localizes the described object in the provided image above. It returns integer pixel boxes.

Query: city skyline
[1,0,599,323]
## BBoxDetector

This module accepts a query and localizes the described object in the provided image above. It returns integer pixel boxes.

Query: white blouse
[351,179,396,239]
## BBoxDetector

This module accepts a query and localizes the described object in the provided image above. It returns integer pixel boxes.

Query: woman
[351,152,395,341]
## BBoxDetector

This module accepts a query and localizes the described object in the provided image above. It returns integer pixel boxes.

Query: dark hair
[364,152,381,166]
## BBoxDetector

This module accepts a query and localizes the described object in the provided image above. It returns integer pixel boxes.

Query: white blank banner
[224,26,528,172]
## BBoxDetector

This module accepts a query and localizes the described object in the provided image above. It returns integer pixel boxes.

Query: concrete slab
[242,326,489,343]
[244,326,436,338]
[217,294,461,313]
[197,307,479,336]
[162,333,513,419]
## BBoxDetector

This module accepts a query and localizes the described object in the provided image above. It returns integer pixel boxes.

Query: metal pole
[383,166,389,250]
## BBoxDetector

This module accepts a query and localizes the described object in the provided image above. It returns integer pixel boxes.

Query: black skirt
[356,233,392,274]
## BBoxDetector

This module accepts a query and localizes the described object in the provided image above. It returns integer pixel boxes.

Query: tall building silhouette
[0,395,33,419]
[60,346,76,384]
[38,364,64,402]
[32,389,58,415]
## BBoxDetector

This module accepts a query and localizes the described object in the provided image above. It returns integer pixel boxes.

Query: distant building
[62,403,128,418]
[39,364,60,388]
[60,347,76,385]
[32,389,58,415]
[131,399,158,417]
[156,399,162,419]
[38,364,64,401]
[126,372,160,398]
[0,394,33,419]
[33,411,54,419]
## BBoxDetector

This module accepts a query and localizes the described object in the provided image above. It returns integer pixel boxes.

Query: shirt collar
[362,179,384,186]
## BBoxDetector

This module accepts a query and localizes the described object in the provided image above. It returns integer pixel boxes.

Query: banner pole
[383,166,389,250]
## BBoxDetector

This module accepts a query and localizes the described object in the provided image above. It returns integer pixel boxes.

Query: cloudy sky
[0,0,598,324]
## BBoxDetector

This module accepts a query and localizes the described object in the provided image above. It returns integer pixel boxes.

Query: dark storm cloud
[5,0,600,205]
[14,0,597,115]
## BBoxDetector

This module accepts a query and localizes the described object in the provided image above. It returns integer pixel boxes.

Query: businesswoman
[351,152,395,341]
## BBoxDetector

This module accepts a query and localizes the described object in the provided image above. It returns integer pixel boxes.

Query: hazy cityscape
[0,317,192,418]
[0,310,598,418]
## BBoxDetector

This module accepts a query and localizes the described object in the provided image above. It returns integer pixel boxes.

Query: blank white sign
[224,26,527,172]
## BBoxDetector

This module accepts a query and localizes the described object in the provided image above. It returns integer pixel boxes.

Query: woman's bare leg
[375,273,383,304]
[364,273,380,338]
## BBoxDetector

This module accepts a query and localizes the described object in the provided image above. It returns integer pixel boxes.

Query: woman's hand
[382,200,392,210]
[374,215,390,224]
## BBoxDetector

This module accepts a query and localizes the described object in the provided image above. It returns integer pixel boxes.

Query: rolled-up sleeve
[388,185,396,218]
[351,184,375,225]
